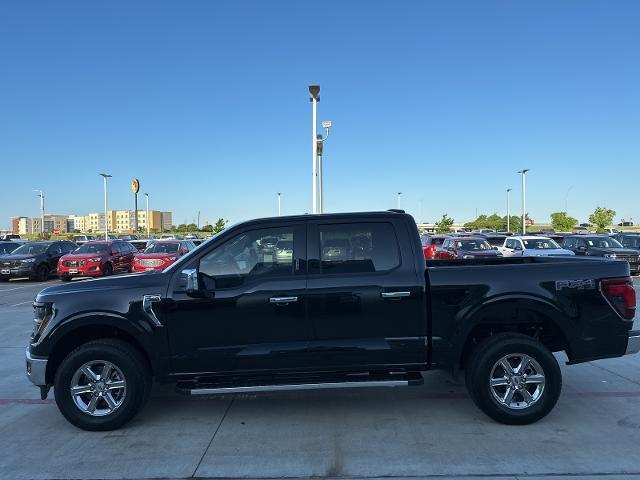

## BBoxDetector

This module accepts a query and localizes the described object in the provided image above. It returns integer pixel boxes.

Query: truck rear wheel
[465,333,561,425]
[54,338,151,431]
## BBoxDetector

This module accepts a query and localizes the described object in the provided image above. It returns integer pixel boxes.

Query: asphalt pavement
[0,277,639,480]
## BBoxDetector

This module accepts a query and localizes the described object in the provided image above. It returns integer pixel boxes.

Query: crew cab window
[505,239,515,249]
[317,222,399,274]
[199,227,295,289]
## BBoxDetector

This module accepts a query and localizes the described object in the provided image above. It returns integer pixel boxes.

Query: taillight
[600,277,636,320]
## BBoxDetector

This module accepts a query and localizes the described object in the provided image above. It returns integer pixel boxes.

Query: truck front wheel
[53,338,151,431]
[465,333,562,425]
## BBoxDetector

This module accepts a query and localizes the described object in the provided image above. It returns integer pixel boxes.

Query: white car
[500,236,575,257]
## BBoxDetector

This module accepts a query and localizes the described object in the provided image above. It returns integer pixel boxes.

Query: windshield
[585,237,623,248]
[12,243,49,255]
[74,243,110,254]
[620,236,640,249]
[145,242,180,254]
[457,240,491,251]
[522,238,560,249]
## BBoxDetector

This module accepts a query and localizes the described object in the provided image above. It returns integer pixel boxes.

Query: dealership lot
[0,278,639,480]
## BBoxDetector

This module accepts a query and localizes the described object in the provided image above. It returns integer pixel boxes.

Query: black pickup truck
[26,211,638,430]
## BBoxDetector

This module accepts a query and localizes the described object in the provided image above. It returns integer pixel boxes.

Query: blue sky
[1,1,639,229]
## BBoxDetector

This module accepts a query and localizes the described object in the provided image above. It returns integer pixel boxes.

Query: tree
[589,207,616,232]
[212,218,227,234]
[550,212,578,232]
[435,214,454,233]
[200,224,214,232]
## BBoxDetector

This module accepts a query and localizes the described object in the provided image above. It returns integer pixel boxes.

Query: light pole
[33,189,44,235]
[565,185,573,213]
[397,192,402,209]
[309,85,320,214]
[506,188,512,233]
[99,173,112,240]
[144,193,149,237]
[517,169,530,234]
[316,120,332,213]
[277,192,282,216]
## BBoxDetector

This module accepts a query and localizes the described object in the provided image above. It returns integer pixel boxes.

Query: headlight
[463,255,475,259]
[31,302,53,343]
[165,257,177,262]
[88,257,102,262]
[604,253,617,258]
[21,258,36,263]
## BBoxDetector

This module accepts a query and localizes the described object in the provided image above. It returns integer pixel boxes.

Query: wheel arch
[457,296,573,371]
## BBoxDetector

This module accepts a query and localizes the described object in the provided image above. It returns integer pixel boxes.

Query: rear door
[305,218,426,369]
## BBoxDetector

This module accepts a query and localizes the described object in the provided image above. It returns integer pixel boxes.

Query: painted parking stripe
[8,301,33,307]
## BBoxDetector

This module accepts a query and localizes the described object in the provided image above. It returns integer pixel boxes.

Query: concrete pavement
[0,277,638,480]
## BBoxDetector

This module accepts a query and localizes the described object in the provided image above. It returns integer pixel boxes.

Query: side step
[179,372,423,396]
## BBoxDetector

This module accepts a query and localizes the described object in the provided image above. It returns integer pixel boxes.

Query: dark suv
[562,235,640,274]
[0,240,25,256]
[0,241,77,281]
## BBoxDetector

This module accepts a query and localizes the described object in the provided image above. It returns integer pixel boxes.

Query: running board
[181,372,423,396]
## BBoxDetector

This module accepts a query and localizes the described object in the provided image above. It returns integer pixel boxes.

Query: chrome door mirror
[182,268,199,294]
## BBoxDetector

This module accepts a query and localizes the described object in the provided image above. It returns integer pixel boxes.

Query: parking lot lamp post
[517,169,530,234]
[144,193,149,237]
[506,188,512,233]
[99,173,112,241]
[397,192,402,210]
[33,190,44,235]
[277,192,282,216]
[309,85,320,214]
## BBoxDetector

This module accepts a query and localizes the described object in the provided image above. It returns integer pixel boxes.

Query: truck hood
[36,271,167,303]
[1,254,39,262]
[523,249,575,256]
[61,253,108,260]
[589,247,638,256]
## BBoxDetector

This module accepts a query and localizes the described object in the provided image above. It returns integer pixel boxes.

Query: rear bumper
[626,331,640,355]
[26,348,48,387]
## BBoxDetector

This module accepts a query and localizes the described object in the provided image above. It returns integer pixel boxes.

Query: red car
[435,237,503,260]
[421,234,451,259]
[57,241,137,281]
[132,240,195,272]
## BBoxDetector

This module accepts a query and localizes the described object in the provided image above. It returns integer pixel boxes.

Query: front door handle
[381,291,411,299]
[269,296,298,304]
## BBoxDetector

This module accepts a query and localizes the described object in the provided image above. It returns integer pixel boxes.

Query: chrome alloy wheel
[489,353,545,409]
[70,360,127,416]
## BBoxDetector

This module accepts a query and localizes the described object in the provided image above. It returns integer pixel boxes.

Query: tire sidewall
[54,342,146,431]
[469,336,561,425]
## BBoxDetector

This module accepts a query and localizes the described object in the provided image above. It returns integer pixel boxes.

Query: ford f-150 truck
[26,211,639,431]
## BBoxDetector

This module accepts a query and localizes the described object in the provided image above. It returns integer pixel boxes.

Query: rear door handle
[381,291,411,299]
[269,296,298,304]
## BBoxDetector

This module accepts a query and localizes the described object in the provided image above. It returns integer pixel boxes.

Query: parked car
[562,235,640,275]
[26,211,638,431]
[129,240,150,252]
[612,233,640,258]
[131,240,195,272]
[57,241,137,281]
[500,236,575,257]
[0,240,26,256]
[436,237,502,259]
[572,226,590,234]
[0,234,21,241]
[477,233,509,248]
[160,234,182,240]
[618,221,635,227]
[0,241,76,281]
[72,235,96,245]
[117,234,139,241]
[603,227,620,234]
[420,234,450,259]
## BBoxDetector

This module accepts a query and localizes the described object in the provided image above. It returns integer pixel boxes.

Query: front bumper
[0,267,36,278]
[626,331,640,355]
[58,263,103,277]
[25,348,48,387]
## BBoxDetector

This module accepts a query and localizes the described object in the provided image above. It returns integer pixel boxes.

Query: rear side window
[318,222,400,274]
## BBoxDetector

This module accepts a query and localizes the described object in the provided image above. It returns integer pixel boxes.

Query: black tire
[53,338,151,431]
[465,333,561,425]
[34,264,49,281]
[0,278,8,282]
[102,263,113,276]
[60,275,72,282]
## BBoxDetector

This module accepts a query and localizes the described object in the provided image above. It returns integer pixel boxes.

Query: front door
[305,220,426,370]
[164,223,312,374]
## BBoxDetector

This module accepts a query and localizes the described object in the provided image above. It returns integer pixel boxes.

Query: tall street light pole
[33,189,44,235]
[144,193,149,238]
[397,192,402,210]
[309,85,320,214]
[277,192,282,216]
[517,169,530,234]
[506,188,512,233]
[99,173,112,241]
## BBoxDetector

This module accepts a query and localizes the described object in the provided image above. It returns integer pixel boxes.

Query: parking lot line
[8,301,32,307]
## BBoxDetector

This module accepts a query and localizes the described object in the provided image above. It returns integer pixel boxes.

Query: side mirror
[182,268,199,295]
